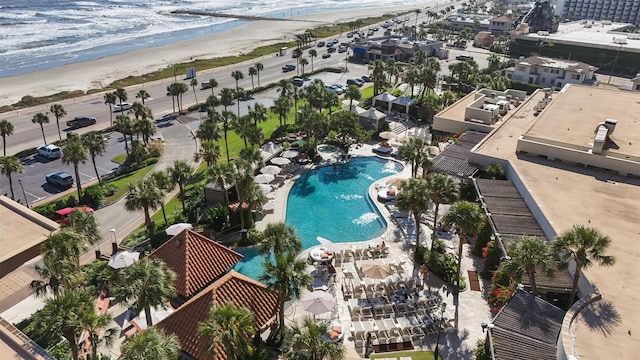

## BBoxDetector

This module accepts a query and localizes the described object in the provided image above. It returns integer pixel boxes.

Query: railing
[0,317,56,360]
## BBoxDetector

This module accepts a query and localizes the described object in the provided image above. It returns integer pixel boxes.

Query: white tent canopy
[392,96,414,114]
[373,92,397,112]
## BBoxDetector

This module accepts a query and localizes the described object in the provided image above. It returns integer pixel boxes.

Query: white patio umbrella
[282,150,299,158]
[379,131,395,140]
[108,250,140,269]
[258,183,273,195]
[254,173,275,184]
[165,222,193,236]
[260,165,282,175]
[301,291,336,315]
[270,157,291,166]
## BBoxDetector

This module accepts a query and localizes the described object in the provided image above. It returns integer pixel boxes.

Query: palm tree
[220,110,236,162]
[190,77,199,104]
[150,171,174,226]
[199,301,255,360]
[257,222,302,257]
[231,70,244,95]
[115,87,128,107]
[255,62,264,86]
[248,66,257,90]
[426,173,458,245]
[136,89,151,105]
[85,312,118,360]
[271,95,291,127]
[116,258,177,327]
[67,208,101,245]
[0,155,23,200]
[120,327,180,360]
[487,53,501,73]
[398,137,428,178]
[0,120,14,156]
[195,141,221,167]
[235,87,245,116]
[284,317,345,360]
[300,58,309,76]
[62,136,88,199]
[249,103,268,126]
[259,252,312,342]
[196,117,221,144]
[208,78,219,96]
[49,103,66,141]
[82,132,107,185]
[167,83,179,113]
[553,225,616,308]
[104,92,117,125]
[220,87,235,112]
[114,115,133,155]
[308,49,317,72]
[30,288,95,360]
[501,236,556,297]
[32,112,50,145]
[277,79,292,97]
[125,179,163,236]
[30,230,87,296]
[345,84,361,109]
[443,201,484,294]
[396,177,431,255]
[168,160,193,211]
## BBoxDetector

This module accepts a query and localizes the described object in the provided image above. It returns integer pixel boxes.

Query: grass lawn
[111,153,127,164]
[104,164,155,204]
[368,350,437,360]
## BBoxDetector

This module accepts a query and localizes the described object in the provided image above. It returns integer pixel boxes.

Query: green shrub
[80,185,104,209]
[204,204,230,232]
[102,183,118,197]
[472,222,492,257]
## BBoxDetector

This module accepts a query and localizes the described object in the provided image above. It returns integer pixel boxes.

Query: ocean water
[0,0,416,77]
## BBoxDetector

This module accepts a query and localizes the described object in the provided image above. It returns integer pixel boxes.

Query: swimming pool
[233,157,403,279]
[317,144,338,153]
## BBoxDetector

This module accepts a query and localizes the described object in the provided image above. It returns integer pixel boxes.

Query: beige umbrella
[254,173,275,184]
[360,261,392,279]
[260,165,282,175]
[270,157,291,166]
[301,291,336,315]
[379,131,395,140]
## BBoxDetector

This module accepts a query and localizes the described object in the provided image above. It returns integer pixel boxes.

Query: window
[517,66,527,72]
[550,69,560,74]
[571,74,581,80]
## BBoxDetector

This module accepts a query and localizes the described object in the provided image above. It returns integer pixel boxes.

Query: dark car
[290,78,304,87]
[322,53,331,59]
[282,64,296,72]
[66,116,96,129]
[347,78,363,87]
[327,47,336,53]
[361,75,372,82]
[317,41,325,47]
[456,55,473,61]
[46,171,74,188]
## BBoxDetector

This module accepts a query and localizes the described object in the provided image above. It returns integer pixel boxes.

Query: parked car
[327,47,336,53]
[282,64,296,72]
[346,78,363,87]
[333,84,347,92]
[317,41,325,47]
[361,75,372,82]
[338,46,347,53]
[113,103,132,112]
[200,80,215,90]
[325,85,343,95]
[37,144,61,159]
[322,53,331,59]
[45,171,74,188]
[456,55,473,61]
[66,116,96,129]
[290,78,304,87]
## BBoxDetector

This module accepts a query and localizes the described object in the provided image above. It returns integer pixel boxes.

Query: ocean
[0,0,416,78]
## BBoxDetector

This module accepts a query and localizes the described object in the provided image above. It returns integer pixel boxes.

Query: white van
[37,144,61,159]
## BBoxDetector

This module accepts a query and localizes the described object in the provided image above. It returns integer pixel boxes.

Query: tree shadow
[579,299,621,337]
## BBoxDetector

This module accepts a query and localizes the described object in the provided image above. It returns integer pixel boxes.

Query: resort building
[553,0,640,25]
[510,20,640,75]
[504,55,598,87]
[488,15,516,34]
[432,88,527,134]
[0,196,59,278]
[446,83,640,359]
[350,36,447,63]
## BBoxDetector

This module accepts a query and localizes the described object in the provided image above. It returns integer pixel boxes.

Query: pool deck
[254,142,492,359]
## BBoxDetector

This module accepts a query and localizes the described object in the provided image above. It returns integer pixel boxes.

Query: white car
[113,102,132,112]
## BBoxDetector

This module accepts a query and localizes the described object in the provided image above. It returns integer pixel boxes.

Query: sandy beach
[0,2,436,107]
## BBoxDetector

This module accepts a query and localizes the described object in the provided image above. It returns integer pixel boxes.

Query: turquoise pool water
[233,157,403,280]
[317,144,338,153]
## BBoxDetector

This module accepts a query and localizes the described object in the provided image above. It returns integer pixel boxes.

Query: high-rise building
[553,0,640,25]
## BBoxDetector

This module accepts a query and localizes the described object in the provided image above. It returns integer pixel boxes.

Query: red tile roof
[156,270,278,360]
[148,229,243,298]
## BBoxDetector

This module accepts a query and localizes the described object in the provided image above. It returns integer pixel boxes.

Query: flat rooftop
[0,197,59,278]
[524,85,640,156]
[471,86,640,358]
[514,20,640,52]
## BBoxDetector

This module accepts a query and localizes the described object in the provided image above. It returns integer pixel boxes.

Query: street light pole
[433,302,447,360]
[18,178,28,208]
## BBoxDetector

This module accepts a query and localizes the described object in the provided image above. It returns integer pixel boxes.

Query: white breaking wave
[381,161,400,174]
[352,212,379,226]
[360,173,375,181]
[340,194,363,201]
